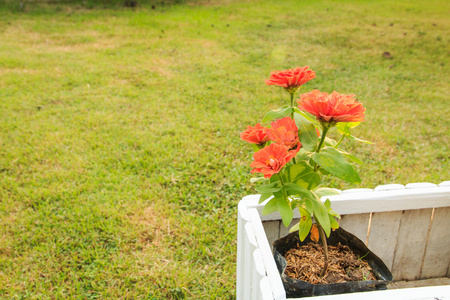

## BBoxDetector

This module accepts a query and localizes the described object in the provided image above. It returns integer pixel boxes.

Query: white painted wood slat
[244,222,258,300]
[252,249,266,300]
[248,208,286,300]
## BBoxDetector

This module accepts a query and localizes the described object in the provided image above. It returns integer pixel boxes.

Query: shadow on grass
[0,0,197,13]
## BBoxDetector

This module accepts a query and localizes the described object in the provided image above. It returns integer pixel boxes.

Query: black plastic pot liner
[273,227,393,298]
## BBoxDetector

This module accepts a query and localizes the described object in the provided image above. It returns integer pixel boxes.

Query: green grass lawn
[0,0,448,298]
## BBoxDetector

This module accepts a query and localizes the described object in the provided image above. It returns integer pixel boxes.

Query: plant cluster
[241,66,372,275]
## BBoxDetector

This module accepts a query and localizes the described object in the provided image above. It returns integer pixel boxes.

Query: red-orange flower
[250,143,292,178]
[240,123,269,145]
[297,90,366,123]
[265,66,316,93]
[267,117,301,153]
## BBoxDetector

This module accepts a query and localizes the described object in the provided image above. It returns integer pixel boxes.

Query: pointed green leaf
[289,222,300,233]
[314,187,341,198]
[250,177,266,183]
[283,161,321,189]
[324,198,331,210]
[258,193,273,204]
[262,197,278,215]
[293,107,319,124]
[329,215,340,230]
[324,137,337,147]
[312,147,361,184]
[348,135,374,144]
[294,113,318,152]
[298,207,313,241]
[252,144,261,152]
[312,197,331,237]
[278,197,293,227]
[337,122,360,136]
[256,181,281,194]
[336,123,351,135]
[262,105,292,123]
[284,183,315,200]
[339,151,364,165]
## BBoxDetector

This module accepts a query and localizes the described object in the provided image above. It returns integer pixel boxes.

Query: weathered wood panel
[262,220,280,249]
[279,218,301,240]
[420,207,450,278]
[367,211,403,271]
[392,208,433,280]
[339,213,370,244]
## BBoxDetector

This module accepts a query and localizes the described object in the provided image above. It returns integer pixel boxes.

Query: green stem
[313,125,330,172]
[334,134,345,148]
[290,92,295,120]
[278,174,289,204]
[315,125,329,153]
[318,224,329,277]
[289,92,297,165]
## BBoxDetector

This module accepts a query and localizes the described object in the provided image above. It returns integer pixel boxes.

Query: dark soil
[284,242,377,285]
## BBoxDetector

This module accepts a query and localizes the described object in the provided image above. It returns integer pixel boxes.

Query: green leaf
[329,215,340,230]
[255,181,281,194]
[289,222,300,233]
[324,198,331,210]
[293,107,318,124]
[336,123,351,135]
[294,113,318,152]
[329,209,341,219]
[278,197,293,227]
[324,137,337,147]
[262,105,292,123]
[319,167,330,175]
[298,207,312,241]
[312,197,331,237]
[250,177,266,183]
[283,161,321,189]
[252,144,261,152]
[348,135,374,144]
[262,197,278,215]
[269,173,279,183]
[311,147,361,184]
[336,122,361,136]
[258,193,273,204]
[284,183,315,200]
[340,151,364,165]
[291,198,314,215]
[314,187,341,198]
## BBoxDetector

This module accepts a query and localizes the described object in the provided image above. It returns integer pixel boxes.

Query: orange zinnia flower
[267,117,301,152]
[265,66,316,93]
[297,90,366,124]
[240,123,269,145]
[250,143,292,178]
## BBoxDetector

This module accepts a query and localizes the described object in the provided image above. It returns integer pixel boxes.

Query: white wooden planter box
[236,181,450,300]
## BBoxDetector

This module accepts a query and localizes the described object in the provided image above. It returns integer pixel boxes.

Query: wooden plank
[260,277,275,300]
[236,201,251,300]
[253,249,266,300]
[248,208,286,300]
[339,213,370,244]
[420,207,450,278]
[392,208,433,280]
[252,186,450,220]
[367,211,403,271]
[290,285,450,300]
[244,222,258,300]
[262,220,280,249]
